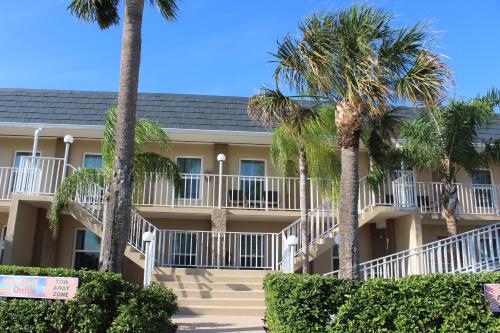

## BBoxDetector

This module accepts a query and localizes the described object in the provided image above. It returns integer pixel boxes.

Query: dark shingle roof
[0,88,268,133]
[0,88,499,140]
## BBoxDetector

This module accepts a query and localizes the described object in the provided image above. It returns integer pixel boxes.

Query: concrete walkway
[173,315,266,333]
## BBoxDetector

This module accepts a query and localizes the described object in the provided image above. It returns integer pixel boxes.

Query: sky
[0,0,499,99]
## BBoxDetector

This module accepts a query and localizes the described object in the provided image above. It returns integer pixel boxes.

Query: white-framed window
[471,169,493,208]
[240,160,266,204]
[73,229,101,270]
[13,151,40,168]
[176,157,202,199]
[0,225,7,263]
[83,153,103,168]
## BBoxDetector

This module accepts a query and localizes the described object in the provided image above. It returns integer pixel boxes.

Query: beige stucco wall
[311,247,333,274]
[67,139,102,168]
[0,137,58,167]
[3,199,39,265]
[393,213,422,252]
[227,145,277,176]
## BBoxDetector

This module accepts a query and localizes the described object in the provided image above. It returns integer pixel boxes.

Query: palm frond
[395,50,451,105]
[151,0,179,21]
[50,168,107,233]
[67,0,120,29]
[248,87,303,128]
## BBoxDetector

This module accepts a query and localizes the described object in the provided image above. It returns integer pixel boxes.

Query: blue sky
[0,1,499,99]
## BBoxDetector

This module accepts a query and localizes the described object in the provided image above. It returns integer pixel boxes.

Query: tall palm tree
[274,6,450,279]
[67,0,179,272]
[49,107,180,267]
[249,88,339,274]
[401,91,500,236]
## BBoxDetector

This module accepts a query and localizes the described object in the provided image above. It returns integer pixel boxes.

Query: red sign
[484,284,500,313]
[0,275,78,300]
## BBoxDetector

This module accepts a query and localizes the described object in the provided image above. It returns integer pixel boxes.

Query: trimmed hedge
[264,272,500,333]
[0,266,177,333]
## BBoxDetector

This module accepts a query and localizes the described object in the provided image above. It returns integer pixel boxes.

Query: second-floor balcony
[359,173,500,216]
[4,156,327,213]
[5,157,500,217]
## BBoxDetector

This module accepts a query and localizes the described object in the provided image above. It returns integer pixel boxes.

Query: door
[177,158,202,201]
[471,170,494,211]
[12,152,40,194]
[170,232,198,267]
[240,234,265,268]
[240,160,265,207]
[392,170,416,208]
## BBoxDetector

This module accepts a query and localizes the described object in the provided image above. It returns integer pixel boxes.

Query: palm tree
[274,6,450,279]
[249,88,339,274]
[67,0,179,272]
[401,91,500,236]
[49,106,180,268]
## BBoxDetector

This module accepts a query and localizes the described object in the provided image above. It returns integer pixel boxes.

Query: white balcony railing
[137,173,328,211]
[0,167,17,200]
[359,175,500,216]
[326,221,500,279]
[12,156,74,196]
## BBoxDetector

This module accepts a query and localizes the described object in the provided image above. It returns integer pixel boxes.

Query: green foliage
[67,0,179,29]
[49,106,180,233]
[0,266,177,333]
[264,273,359,333]
[401,94,500,181]
[264,272,500,333]
[109,283,177,333]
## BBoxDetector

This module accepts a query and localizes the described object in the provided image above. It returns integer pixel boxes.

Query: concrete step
[177,305,265,317]
[178,298,264,307]
[154,274,265,284]
[154,267,270,277]
[159,281,264,291]
[171,289,265,299]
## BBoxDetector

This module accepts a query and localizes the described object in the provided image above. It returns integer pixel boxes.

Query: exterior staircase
[154,267,266,316]
[326,221,500,279]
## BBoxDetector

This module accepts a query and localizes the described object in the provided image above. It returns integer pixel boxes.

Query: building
[0,88,498,315]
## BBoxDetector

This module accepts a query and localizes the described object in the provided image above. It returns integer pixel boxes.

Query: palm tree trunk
[100,0,145,273]
[336,101,362,280]
[441,182,458,236]
[298,146,309,274]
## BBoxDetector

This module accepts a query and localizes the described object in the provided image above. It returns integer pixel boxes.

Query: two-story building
[0,88,498,315]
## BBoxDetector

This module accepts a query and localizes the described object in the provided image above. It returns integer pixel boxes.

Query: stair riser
[171,290,265,299]
[177,306,265,317]
[154,275,264,284]
[154,267,270,277]
[178,299,264,307]
[159,282,264,291]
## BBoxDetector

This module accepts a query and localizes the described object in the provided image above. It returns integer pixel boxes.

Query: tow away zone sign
[0,275,78,300]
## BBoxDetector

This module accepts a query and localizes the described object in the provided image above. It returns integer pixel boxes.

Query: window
[0,225,7,263]
[73,230,101,270]
[170,232,197,266]
[12,151,40,191]
[14,151,39,168]
[177,158,202,199]
[332,244,339,272]
[471,170,493,208]
[83,154,103,168]
[240,160,265,205]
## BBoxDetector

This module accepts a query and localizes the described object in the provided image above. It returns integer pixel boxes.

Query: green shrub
[0,266,177,333]
[264,273,359,333]
[109,283,177,333]
[264,272,500,333]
